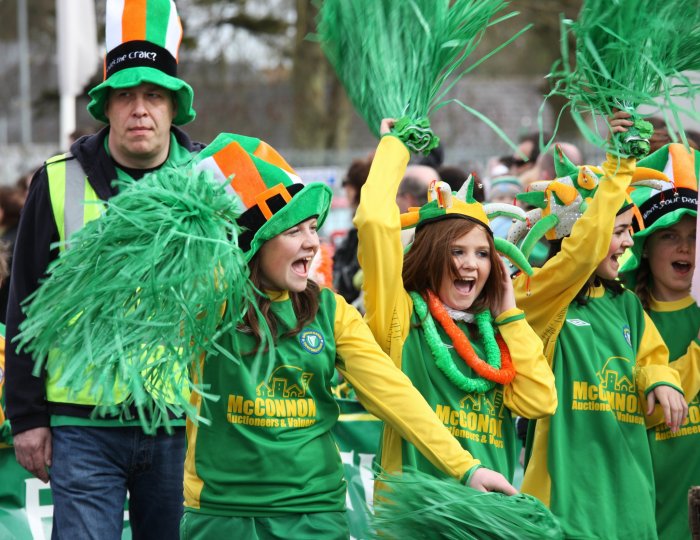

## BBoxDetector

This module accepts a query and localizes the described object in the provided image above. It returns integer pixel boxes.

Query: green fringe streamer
[17,165,271,433]
[545,0,700,155]
[315,0,530,154]
[373,470,563,540]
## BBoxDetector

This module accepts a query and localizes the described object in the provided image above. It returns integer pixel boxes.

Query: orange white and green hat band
[88,0,195,125]
[104,41,177,79]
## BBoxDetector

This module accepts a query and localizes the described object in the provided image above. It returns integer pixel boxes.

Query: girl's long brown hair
[402,218,505,313]
[244,254,320,345]
[631,258,652,310]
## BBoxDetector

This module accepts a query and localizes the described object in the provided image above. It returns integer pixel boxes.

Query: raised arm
[514,114,637,339]
[355,132,412,362]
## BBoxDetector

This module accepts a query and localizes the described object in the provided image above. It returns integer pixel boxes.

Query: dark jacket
[5,126,204,435]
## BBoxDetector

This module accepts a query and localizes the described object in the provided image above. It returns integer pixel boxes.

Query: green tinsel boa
[373,470,563,540]
[315,0,530,154]
[409,292,498,394]
[17,165,271,433]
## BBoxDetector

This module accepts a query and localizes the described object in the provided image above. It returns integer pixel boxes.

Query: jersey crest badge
[299,329,325,354]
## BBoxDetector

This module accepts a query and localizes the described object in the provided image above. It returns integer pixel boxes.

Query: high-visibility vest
[46,153,104,252]
[44,155,191,409]
[44,154,124,404]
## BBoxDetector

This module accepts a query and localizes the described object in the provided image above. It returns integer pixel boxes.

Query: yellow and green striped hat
[88,0,195,126]
[195,133,332,260]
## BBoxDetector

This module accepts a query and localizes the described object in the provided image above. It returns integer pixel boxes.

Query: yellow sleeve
[495,308,558,419]
[513,155,637,346]
[635,311,683,428]
[333,293,480,480]
[668,340,700,400]
[354,135,413,364]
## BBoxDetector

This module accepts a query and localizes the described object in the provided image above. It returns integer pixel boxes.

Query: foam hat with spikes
[88,0,196,126]
[400,177,534,276]
[195,133,332,261]
[620,143,699,283]
[508,145,643,258]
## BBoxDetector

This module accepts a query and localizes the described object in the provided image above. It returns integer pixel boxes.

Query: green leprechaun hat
[195,133,332,260]
[620,143,700,284]
[88,0,196,126]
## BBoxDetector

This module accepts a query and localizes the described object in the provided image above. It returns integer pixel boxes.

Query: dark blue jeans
[50,425,185,540]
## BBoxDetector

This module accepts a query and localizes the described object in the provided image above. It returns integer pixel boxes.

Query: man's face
[104,83,176,169]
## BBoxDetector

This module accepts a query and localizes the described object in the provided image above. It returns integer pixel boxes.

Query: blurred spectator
[396,164,437,213]
[418,144,444,170]
[69,126,98,145]
[487,156,511,179]
[487,176,523,239]
[519,142,583,188]
[0,186,25,323]
[686,129,700,149]
[648,117,699,153]
[509,132,550,177]
[487,175,522,204]
[14,171,34,203]
[332,153,374,304]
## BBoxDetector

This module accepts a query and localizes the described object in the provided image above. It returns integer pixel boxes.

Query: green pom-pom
[392,116,440,155]
[545,0,700,150]
[373,470,563,539]
[17,165,272,433]
[315,0,529,152]
[615,117,653,159]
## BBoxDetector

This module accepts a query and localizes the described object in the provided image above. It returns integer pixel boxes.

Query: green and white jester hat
[507,145,603,257]
[620,143,699,287]
[399,176,533,276]
[507,145,651,259]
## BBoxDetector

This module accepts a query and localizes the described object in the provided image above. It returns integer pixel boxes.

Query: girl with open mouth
[355,118,557,495]
[620,142,700,540]
[511,112,688,539]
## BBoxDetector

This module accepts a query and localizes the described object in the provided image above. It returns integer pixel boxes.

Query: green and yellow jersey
[514,153,682,539]
[355,135,557,483]
[184,288,479,516]
[645,295,700,540]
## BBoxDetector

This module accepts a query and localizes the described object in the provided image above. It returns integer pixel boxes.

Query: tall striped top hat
[88,0,196,126]
[195,133,332,261]
[620,143,699,282]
